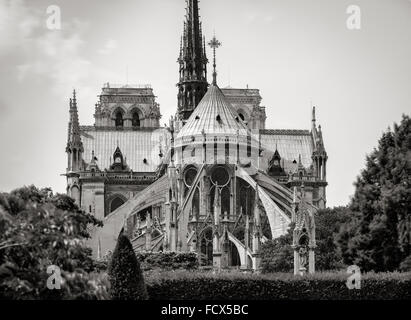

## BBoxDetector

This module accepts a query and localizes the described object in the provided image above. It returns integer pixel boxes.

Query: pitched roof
[259,130,314,172]
[80,126,169,172]
[176,84,248,140]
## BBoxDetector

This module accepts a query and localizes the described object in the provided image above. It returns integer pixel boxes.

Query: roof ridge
[260,129,311,135]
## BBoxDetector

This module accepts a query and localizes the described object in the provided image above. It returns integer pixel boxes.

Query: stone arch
[111,106,126,127]
[198,226,213,266]
[107,193,128,216]
[127,104,146,119]
[110,105,127,120]
[227,231,253,267]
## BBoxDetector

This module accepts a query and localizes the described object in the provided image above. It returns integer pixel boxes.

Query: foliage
[0,185,103,299]
[108,231,148,300]
[260,224,294,273]
[145,270,411,300]
[260,207,353,273]
[314,207,352,271]
[135,251,198,271]
[93,251,113,272]
[336,115,411,272]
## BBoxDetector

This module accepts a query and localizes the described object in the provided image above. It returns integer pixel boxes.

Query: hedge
[145,271,411,300]
[135,251,198,271]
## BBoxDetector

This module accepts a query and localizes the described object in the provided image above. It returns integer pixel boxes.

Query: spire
[66,89,83,172]
[177,0,209,121]
[208,34,222,86]
[312,106,316,127]
[311,105,318,146]
[68,90,82,146]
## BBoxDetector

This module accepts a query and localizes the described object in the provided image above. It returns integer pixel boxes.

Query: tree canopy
[336,114,411,272]
[0,185,103,299]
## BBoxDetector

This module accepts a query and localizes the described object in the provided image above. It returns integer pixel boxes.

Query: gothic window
[221,186,230,219]
[211,166,229,186]
[199,228,213,266]
[115,111,123,127]
[184,166,198,187]
[110,197,125,213]
[132,112,140,127]
[192,188,200,218]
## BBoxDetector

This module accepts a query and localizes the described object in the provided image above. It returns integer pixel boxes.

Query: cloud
[0,0,94,97]
[15,30,92,95]
[98,39,118,55]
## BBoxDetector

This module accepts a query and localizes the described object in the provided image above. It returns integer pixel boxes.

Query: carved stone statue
[298,246,307,269]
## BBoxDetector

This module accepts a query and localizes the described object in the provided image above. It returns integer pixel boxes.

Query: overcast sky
[0,0,410,207]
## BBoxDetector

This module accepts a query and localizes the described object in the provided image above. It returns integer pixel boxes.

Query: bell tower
[177,0,208,122]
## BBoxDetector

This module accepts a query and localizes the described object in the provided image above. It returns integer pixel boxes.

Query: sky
[0,0,410,207]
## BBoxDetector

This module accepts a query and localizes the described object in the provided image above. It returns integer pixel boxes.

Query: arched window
[199,228,213,266]
[132,112,140,127]
[115,112,123,127]
[110,197,125,213]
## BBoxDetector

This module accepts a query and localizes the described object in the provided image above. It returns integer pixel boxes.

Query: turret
[65,89,83,205]
[310,107,328,181]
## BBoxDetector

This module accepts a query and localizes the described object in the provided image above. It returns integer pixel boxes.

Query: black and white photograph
[0,0,410,312]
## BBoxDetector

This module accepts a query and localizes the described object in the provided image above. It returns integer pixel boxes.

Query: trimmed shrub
[135,251,198,271]
[108,231,148,300]
[145,271,411,300]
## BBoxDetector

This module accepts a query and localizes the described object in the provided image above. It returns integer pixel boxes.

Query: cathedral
[64,0,327,273]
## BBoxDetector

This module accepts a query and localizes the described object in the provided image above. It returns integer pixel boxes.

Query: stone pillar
[145,211,152,251]
[170,204,178,251]
[124,118,132,128]
[309,246,315,274]
[293,248,299,275]
[221,214,230,269]
[252,199,261,270]
[242,214,250,270]
[94,186,105,220]
[213,187,222,270]
[164,203,171,251]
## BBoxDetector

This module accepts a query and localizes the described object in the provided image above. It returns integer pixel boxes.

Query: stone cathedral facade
[65,0,327,272]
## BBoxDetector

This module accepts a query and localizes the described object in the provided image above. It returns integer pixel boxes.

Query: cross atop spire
[208,34,221,86]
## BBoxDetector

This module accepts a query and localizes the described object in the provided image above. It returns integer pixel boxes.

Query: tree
[260,207,352,273]
[336,115,411,272]
[0,185,103,299]
[108,230,148,300]
[260,224,294,273]
[315,207,352,270]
